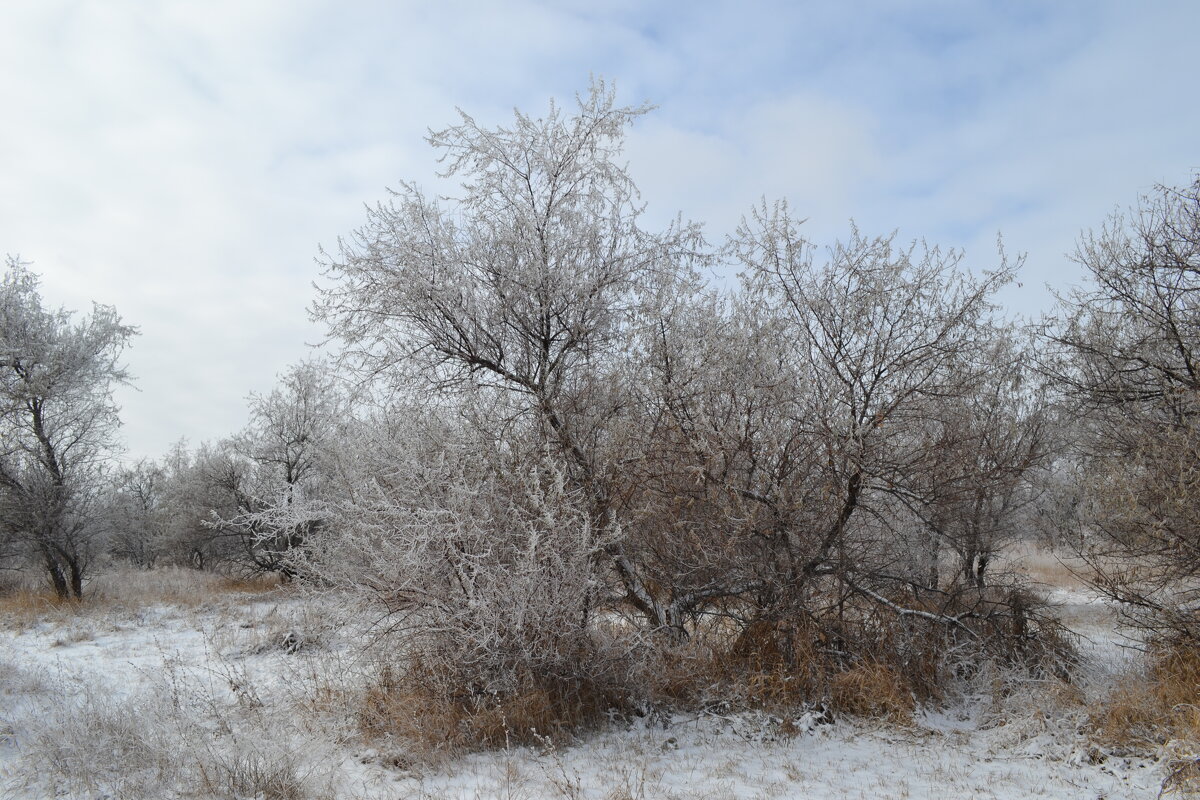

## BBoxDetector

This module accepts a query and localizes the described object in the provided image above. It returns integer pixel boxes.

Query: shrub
[317,455,640,752]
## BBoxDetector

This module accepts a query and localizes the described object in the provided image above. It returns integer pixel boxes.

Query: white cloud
[626,92,880,247]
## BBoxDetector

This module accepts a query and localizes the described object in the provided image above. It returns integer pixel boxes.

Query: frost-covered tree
[623,203,1060,670]
[142,360,345,578]
[309,408,627,738]
[203,359,346,577]
[1048,175,1200,643]
[920,333,1054,589]
[0,258,136,598]
[727,206,1018,604]
[105,459,169,569]
[306,87,1071,733]
[314,80,705,626]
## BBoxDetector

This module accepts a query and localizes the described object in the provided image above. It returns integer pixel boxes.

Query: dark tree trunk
[974,553,990,589]
[67,558,84,599]
[46,558,68,600]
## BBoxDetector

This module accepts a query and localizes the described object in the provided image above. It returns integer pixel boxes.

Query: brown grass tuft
[359,659,630,754]
[829,661,915,720]
[1161,756,1200,798]
[0,589,79,614]
[1093,641,1200,751]
[638,619,919,720]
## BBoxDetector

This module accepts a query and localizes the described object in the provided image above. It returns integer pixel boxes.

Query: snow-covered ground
[0,573,1174,799]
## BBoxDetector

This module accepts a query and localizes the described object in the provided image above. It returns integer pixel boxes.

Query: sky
[1,0,1197,460]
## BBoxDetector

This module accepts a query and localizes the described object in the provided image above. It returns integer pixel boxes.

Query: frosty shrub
[307,430,635,750]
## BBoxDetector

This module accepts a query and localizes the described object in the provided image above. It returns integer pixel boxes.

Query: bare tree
[105,459,169,568]
[313,80,705,627]
[915,333,1055,589]
[1050,176,1200,412]
[619,202,1062,676]
[629,286,820,635]
[202,359,346,577]
[613,200,1049,670]
[0,258,136,598]
[729,204,1018,596]
[1047,175,1200,643]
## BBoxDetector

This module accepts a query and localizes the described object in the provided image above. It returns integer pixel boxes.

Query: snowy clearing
[0,574,1175,800]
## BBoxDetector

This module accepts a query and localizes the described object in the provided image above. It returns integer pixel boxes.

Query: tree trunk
[973,553,990,589]
[45,559,68,600]
[67,558,84,599]
[925,529,940,590]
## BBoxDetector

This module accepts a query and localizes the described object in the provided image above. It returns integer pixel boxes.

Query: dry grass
[1161,756,1200,798]
[196,750,317,800]
[0,588,80,617]
[1004,540,1093,592]
[0,566,281,628]
[351,582,1075,763]
[631,621,827,713]
[829,661,915,720]
[360,659,631,754]
[676,589,1067,719]
[205,598,338,659]
[1093,642,1200,752]
[625,619,919,724]
[88,566,282,605]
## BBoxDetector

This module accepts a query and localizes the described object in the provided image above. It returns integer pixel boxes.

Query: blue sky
[1,0,1197,459]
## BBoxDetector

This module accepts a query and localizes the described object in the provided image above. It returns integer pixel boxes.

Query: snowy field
[0,566,1174,799]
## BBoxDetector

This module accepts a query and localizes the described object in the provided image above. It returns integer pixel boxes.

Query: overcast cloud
[1,0,1196,459]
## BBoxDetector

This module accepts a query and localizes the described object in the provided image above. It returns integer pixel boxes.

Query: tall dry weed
[0,566,281,629]
[360,649,635,755]
[1094,641,1200,751]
